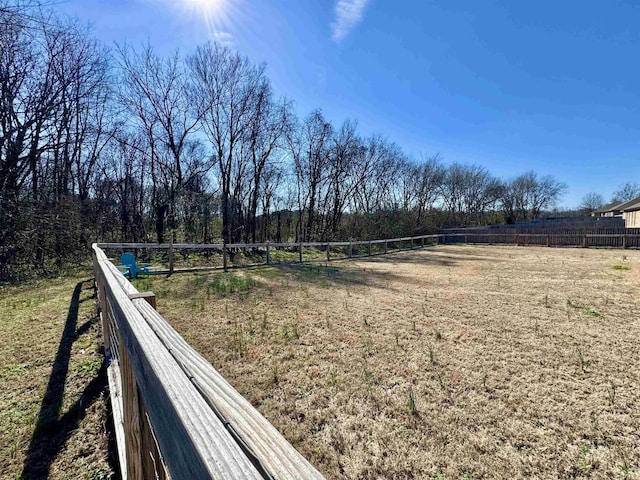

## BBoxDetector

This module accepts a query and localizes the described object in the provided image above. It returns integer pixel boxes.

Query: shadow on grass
[266,247,492,290]
[21,280,119,480]
[152,246,498,297]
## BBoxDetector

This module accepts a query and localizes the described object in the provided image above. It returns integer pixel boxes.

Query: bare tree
[415,154,445,223]
[321,119,362,239]
[579,192,604,212]
[188,42,270,243]
[502,171,566,223]
[116,43,205,242]
[351,135,402,215]
[0,4,114,276]
[287,110,333,241]
[611,182,640,203]
[99,134,148,242]
[440,163,503,226]
[242,86,292,243]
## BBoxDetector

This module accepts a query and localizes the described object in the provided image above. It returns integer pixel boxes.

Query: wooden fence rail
[97,235,441,273]
[93,244,325,480]
[97,231,639,275]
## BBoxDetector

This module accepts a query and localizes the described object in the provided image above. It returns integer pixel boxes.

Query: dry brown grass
[140,245,640,479]
[0,274,114,480]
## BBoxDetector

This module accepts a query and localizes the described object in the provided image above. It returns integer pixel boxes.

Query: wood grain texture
[94,246,263,480]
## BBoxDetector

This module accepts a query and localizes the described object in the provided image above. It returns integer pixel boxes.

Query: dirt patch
[143,245,640,479]
[0,275,115,480]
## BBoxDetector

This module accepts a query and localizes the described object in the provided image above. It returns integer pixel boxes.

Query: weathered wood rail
[93,244,325,480]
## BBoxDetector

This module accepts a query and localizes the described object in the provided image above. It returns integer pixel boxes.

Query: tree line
[578,182,640,212]
[0,2,567,281]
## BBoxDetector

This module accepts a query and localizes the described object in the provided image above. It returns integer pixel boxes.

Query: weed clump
[408,385,417,415]
[581,308,603,318]
[208,274,256,296]
[576,347,590,373]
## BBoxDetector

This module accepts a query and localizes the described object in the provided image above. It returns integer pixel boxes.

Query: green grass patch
[0,274,113,479]
[612,265,630,270]
[208,273,257,295]
[296,264,340,278]
[267,247,327,263]
[0,362,28,379]
[581,308,603,318]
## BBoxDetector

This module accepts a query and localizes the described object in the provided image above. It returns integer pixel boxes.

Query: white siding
[623,210,640,228]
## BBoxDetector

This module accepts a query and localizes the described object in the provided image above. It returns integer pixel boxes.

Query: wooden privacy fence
[439,232,640,248]
[93,244,326,480]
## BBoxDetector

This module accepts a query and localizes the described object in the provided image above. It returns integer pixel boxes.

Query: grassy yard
[0,274,114,480]
[136,245,640,480]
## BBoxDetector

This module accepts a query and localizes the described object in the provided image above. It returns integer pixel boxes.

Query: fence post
[623,234,628,249]
[326,244,330,262]
[384,240,388,254]
[168,240,174,275]
[421,236,425,248]
[546,234,550,247]
[464,234,468,244]
[223,242,228,272]
[120,341,144,480]
[349,241,353,258]
[126,289,161,479]
[299,241,303,263]
[514,234,519,246]
[95,273,111,356]
[128,292,157,310]
[266,243,271,265]
[368,241,372,256]
[410,237,414,249]
[582,235,588,248]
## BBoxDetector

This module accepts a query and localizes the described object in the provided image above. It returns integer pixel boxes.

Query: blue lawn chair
[118,253,149,279]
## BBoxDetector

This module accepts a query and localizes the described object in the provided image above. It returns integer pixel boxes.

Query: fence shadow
[22,280,118,479]
[268,247,482,290]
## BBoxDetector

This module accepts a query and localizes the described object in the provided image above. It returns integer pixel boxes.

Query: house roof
[593,200,625,214]
[616,196,640,212]
[594,196,640,213]
[622,199,640,212]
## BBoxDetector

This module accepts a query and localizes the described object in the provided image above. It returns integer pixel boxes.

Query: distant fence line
[439,232,640,249]
[97,231,640,275]
[442,227,640,235]
[443,216,626,230]
[97,235,441,274]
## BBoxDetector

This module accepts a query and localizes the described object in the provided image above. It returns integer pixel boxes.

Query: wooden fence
[93,245,326,480]
[96,231,640,276]
[439,232,640,249]
[97,235,441,274]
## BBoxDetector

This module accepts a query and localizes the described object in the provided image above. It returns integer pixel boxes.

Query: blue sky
[58,0,640,208]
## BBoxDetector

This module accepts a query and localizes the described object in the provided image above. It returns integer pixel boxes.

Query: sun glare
[182,0,224,13]
[178,0,238,42]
